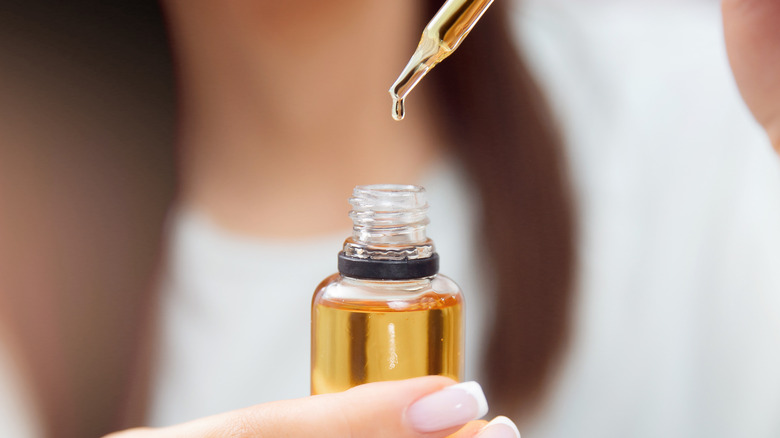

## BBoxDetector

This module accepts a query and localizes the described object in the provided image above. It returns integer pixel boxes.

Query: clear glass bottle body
[310,184,464,395]
[311,273,463,395]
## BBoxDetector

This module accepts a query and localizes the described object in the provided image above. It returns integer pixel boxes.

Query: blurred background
[2,0,780,437]
[0,2,175,436]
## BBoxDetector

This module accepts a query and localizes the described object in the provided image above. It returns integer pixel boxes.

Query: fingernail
[477,416,521,438]
[405,381,489,433]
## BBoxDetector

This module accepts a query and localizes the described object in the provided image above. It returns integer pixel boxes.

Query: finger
[107,377,490,438]
[474,416,522,438]
[722,0,780,150]
[448,420,488,437]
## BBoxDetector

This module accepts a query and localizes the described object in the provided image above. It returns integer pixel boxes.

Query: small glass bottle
[311,184,464,395]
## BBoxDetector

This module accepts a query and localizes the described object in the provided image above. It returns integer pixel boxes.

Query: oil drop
[392,98,405,121]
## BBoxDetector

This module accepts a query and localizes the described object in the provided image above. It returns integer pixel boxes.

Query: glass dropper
[388,0,495,121]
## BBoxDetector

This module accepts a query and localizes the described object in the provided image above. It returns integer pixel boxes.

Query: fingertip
[405,380,489,433]
[477,416,521,438]
[448,381,489,418]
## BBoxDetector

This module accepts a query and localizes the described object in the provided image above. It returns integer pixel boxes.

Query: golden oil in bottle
[389,0,495,120]
[310,185,464,395]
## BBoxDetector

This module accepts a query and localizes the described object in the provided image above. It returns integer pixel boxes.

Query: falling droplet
[391,97,405,121]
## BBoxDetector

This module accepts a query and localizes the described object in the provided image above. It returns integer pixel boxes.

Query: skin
[106,377,490,438]
[723,0,780,152]
[105,0,780,436]
[165,0,445,238]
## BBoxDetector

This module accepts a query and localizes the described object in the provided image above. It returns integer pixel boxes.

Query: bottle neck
[351,222,428,246]
[342,237,435,261]
[348,184,430,246]
[339,184,439,280]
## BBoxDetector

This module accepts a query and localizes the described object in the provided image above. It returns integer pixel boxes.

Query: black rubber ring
[338,252,439,280]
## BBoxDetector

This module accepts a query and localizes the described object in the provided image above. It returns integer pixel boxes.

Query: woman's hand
[723,0,780,152]
[105,377,520,438]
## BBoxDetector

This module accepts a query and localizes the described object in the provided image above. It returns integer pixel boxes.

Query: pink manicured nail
[405,381,489,433]
[477,416,521,438]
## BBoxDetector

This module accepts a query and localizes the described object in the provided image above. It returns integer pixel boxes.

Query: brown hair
[0,2,176,437]
[422,0,575,414]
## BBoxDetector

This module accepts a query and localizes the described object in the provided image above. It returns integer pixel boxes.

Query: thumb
[107,377,495,438]
[722,0,780,151]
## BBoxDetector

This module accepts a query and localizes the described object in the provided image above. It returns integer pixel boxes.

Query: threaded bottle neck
[339,184,439,280]
[349,184,429,245]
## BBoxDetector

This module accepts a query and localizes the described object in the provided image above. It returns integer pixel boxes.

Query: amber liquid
[311,289,463,395]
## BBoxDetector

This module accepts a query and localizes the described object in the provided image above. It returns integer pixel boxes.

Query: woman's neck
[164,0,444,237]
